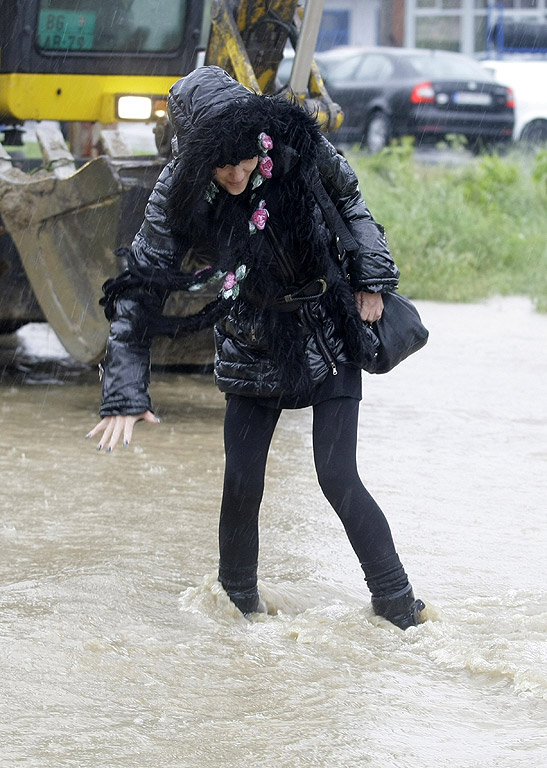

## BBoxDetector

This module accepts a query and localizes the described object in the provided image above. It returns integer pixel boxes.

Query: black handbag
[313,174,429,374]
[363,291,429,374]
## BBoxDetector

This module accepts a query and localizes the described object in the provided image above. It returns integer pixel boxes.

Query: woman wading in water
[87,66,426,630]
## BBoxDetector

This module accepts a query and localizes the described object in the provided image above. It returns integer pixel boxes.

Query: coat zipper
[302,304,338,376]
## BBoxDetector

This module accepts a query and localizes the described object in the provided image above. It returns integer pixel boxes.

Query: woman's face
[214,156,259,195]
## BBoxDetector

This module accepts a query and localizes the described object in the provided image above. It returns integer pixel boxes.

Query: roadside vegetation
[348,141,547,311]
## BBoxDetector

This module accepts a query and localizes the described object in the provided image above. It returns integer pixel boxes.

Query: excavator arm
[206,0,342,131]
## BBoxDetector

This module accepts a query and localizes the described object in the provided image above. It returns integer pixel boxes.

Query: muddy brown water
[1,297,546,767]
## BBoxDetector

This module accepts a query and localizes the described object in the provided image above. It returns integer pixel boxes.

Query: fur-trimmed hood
[166,65,326,262]
[168,66,257,160]
[167,66,323,191]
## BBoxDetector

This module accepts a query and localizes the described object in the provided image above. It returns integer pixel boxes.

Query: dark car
[280,46,515,152]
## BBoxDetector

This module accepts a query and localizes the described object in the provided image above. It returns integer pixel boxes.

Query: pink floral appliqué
[223,272,237,291]
[250,200,269,232]
[222,264,247,300]
[259,155,273,178]
[258,132,273,151]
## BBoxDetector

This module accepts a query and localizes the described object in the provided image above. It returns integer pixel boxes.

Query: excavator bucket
[0,125,216,366]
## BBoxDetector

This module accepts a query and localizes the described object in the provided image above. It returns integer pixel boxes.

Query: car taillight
[506,88,515,109]
[410,82,436,104]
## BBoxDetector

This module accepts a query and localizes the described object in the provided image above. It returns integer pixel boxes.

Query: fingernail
[106,446,112,453]
[155,417,161,423]
[123,440,129,448]
[96,444,102,451]
[85,432,91,439]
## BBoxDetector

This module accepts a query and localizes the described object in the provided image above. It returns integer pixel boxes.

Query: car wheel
[520,119,547,145]
[365,112,391,153]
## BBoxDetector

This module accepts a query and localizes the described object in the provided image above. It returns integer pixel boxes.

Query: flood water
[1,297,546,767]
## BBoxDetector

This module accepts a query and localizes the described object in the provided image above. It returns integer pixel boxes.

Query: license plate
[453,92,492,106]
[37,10,96,51]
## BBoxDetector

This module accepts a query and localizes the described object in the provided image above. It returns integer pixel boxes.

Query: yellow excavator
[0,0,341,365]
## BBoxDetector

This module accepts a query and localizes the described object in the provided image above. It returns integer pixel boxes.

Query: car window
[353,54,394,81]
[318,54,363,83]
[405,52,491,80]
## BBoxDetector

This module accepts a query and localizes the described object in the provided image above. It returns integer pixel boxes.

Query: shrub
[348,145,547,311]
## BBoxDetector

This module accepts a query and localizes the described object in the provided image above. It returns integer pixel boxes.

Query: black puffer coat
[100,67,399,416]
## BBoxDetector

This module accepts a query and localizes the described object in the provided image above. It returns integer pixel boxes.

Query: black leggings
[218,396,408,598]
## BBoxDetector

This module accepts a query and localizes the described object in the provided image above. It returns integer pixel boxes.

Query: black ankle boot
[371,585,425,630]
[219,563,261,616]
[224,586,261,616]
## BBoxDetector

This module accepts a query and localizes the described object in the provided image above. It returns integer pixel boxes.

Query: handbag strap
[312,174,359,256]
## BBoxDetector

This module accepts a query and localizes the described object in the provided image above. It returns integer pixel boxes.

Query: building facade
[317,0,382,50]
[320,0,547,56]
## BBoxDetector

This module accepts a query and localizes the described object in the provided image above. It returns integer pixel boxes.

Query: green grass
[9,140,43,159]
[348,142,547,311]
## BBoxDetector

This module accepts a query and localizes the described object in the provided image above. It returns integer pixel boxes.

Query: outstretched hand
[85,411,160,453]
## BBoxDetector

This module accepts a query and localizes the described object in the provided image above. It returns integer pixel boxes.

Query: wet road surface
[1,298,546,767]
